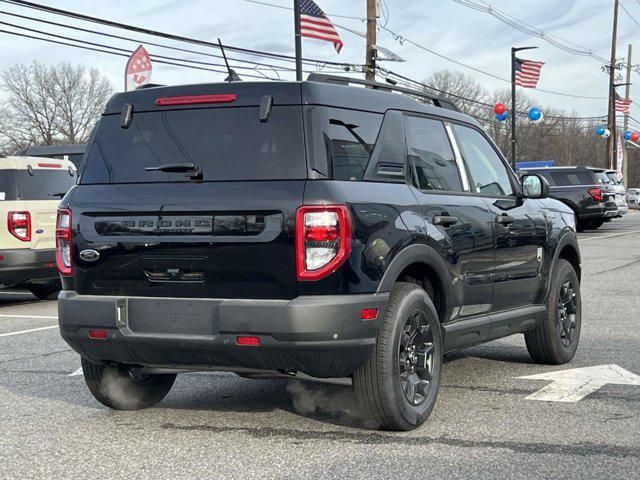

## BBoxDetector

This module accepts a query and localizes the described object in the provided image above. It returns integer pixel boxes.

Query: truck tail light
[588,188,603,201]
[8,211,31,241]
[56,208,72,276]
[296,205,351,281]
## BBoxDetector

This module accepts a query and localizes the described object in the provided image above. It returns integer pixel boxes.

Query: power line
[620,0,640,29]
[239,0,364,20]
[0,0,363,70]
[450,0,610,63]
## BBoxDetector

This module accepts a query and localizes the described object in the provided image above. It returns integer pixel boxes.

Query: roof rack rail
[306,74,458,112]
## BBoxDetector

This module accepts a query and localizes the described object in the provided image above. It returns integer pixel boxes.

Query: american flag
[300,0,343,53]
[615,92,632,114]
[514,58,545,88]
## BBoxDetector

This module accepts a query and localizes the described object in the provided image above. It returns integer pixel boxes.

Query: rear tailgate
[70,182,303,299]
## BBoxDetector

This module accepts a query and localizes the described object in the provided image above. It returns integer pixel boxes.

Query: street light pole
[293,0,302,81]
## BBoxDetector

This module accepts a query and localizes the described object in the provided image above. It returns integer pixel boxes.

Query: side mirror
[521,173,550,199]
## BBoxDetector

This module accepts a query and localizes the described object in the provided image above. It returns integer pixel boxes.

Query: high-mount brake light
[155,94,237,106]
[296,205,351,281]
[56,208,73,276]
[8,211,31,242]
[588,187,603,201]
[37,162,62,168]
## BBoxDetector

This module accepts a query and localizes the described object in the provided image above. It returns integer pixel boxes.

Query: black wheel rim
[557,279,578,347]
[398,310,434,406]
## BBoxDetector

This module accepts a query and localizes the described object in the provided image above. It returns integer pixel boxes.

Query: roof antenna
[218,38,242,82]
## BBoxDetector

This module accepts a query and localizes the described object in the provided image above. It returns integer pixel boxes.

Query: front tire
[525,259,581,364]
[81,357,176,410]
[353,282,443,431]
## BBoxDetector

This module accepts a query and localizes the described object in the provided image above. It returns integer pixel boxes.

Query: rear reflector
[236,336,260,346]
[37,162,62,168]
[88,329,108,339]
[155,94,236,106]
[361,308,378,321]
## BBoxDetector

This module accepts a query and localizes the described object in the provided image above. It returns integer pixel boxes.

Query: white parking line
[579,228,640,242]
[0,314,57,319]
[0,325,58,338]
[68,367,83,377]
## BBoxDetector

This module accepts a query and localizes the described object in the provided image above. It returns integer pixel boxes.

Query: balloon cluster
[528,107,544,125]
[623,130,640,142]
[595,126,611,139]
[493,103,509,122]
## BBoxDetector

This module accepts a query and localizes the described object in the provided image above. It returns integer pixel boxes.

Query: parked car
[0,156,77,299]
[589,168,621,220]
[13,144,86,169]
[604,169,629,216]
[518,166,617,231]
[57,75,582,431]
[627,188,640,208]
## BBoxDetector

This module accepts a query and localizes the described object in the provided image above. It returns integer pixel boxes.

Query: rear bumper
[58,291,388,378]
[0,249,57,288]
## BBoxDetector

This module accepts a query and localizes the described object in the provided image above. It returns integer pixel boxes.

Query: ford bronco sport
[57,75,582,431]
[0,156,76,299]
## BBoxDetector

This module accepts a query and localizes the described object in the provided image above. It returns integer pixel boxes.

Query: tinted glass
[593,172,610,185]
[16,170,76,200]
[0,171,15,200]
[81,107,306,184]
[453,125,514,196]
[605,172,621,184]
[405,116,463,192]
[550,171,594,186]
[315,108,383,181]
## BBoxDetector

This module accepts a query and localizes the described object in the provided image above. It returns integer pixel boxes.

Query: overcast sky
[0,0,637,116]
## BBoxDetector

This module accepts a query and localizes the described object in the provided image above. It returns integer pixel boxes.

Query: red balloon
[494,103,507,115]
[632,132,640,142]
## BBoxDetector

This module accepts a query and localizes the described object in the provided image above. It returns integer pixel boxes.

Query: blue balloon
[529,108,542,121]
[595,126,606,136]
[496,112,508,121]
[624,130,632,141]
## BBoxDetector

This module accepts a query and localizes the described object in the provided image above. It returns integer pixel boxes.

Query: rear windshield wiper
[48,192,67,198]
[145,162,201,173]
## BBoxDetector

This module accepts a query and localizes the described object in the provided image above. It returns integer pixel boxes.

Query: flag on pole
[514,58,544,88]
[615,92,632,114]
[300,0,343,53]
[125,45,152,91]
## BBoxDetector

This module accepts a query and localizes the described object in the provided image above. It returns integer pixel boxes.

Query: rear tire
[525,259,581,364]
[27,280,61,300]
[353,282,443,431]
[81,357,176,410]
[588,219,604,230]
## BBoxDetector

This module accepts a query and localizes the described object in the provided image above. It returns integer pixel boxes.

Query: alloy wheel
[398,310,435,405]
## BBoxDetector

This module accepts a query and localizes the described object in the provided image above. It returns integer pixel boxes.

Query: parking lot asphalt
[1,213,639,479]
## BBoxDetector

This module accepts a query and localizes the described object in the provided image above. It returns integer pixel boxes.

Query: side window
[453,125,514,197]
[310,108,383,181]
[404,116,464,192]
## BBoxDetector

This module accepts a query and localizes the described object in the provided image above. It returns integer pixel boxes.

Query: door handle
[495,214,516,226]
[433,215,459,227]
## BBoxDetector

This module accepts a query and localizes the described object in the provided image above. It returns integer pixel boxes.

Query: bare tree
[423,70,489,119]
[0,61,112,150]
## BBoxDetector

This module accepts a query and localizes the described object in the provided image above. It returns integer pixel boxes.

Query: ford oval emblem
[79,249,100,262]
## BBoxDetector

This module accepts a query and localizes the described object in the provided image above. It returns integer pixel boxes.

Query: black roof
[103,76,480,128]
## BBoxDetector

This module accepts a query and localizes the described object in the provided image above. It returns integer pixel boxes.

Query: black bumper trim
[58,291,388,378]
[0,249,57,287]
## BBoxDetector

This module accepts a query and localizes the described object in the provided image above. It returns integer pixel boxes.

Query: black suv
[518,166,618,231]
[57,76,582,431]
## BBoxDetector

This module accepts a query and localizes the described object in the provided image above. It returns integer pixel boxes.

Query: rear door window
[405,116,464,192]
[80,106,306,184]
[16,169,77,200]
[550,171,594,186]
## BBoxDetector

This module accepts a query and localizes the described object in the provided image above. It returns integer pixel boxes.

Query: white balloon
[601,128,611,138]
[531,113,544,126]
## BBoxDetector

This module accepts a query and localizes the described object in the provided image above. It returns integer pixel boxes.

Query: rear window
[0,169,76,200]
[605,172,621,185]
[549,171,594,186]
[593,172,611,185]
[80,106,306,184]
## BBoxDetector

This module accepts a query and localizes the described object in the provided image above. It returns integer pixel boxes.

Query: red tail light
[56,208,72,276]
[155,94,236,106]
[8,211,31,242]
[296,205,351,281]
[588,188,603,201]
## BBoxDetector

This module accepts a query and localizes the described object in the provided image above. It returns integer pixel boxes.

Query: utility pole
[623,44,632,186]
[365,0,377,81]
[606,0,619,170]
[293,0,302,81]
